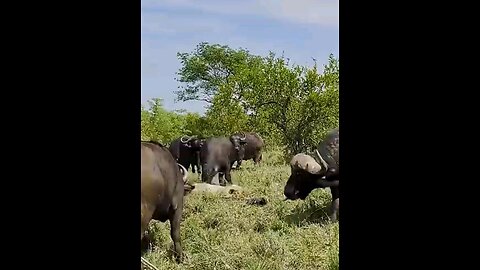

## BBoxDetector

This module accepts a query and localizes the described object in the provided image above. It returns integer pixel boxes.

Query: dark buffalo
[230,132,265,169]
[191,138,206,173]
[168,135,205,174]
[200,133,247,186]
[141,140,192,262]
[283,128,340,222]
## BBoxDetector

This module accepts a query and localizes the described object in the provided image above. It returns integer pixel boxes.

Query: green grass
[143,150,339,270]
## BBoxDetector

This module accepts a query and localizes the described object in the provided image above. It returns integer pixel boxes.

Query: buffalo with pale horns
[168,135,205,174]
[283,128,340,222]
[141,140,193,263]
[200,132,247,185]
[230,132,265,169]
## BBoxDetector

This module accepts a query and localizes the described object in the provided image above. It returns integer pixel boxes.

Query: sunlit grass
[142,149,339,270]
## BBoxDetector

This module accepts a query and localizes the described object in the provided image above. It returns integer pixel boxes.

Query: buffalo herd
[141,128,339,263]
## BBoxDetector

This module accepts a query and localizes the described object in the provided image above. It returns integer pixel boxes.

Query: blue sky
[141,0,339,114]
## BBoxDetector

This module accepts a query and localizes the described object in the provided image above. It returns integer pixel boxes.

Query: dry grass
[143,150,339,270]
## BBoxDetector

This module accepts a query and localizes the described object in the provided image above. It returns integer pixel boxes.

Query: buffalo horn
[290,153,323,174]
[177,163,188,183]
[240,131,246,141]
[180,135,191,144]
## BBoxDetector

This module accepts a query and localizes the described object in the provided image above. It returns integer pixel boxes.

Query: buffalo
[141,140,192,262]
[200,133,247,186]
[168,135,205,174]
[283,128,340,222]
[230,132,265,169]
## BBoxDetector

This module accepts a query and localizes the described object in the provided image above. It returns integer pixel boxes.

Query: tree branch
[256,101,281,109]
[273,118,287,133]
[199,98,213,104]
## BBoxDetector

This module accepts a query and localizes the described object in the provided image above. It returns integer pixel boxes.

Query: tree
[183,112,211,138]
[175,42,259,104]
[140,98,188,143]
[173,42,339,158]
[217,51,338,158]
[203,84,250,136]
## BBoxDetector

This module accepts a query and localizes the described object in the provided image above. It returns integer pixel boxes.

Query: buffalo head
[229,132,247,150]
[283,154,338,200]
[180,135,204,150]
[229,131,247,159]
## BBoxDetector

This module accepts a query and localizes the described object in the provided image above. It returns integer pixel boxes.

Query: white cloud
[259,0,338,27]
[141,0,338,27]
[141,12,231,35]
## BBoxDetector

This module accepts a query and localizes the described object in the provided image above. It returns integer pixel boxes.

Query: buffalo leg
[191,163,196,173]
[169,207,183,263]
[329,186,339,222]
[197,166,202,179]
[201,165,208,182]
[254,153,262,166]
[218,172,226,186]
[224,169,232,185]
[195,152,201,174]
[193,164,197,173]
[201,165,206,182]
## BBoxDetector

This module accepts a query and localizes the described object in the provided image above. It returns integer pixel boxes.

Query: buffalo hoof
[167,246,184,263]
[174,255,183,264]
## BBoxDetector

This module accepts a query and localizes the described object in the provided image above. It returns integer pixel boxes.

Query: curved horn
[315,149,329,170]
[177,163,188,183]
[180,135,190,144]
[240,131,246,141]
[290,153,323,174]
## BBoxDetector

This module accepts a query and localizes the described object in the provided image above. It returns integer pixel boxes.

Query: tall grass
[143,150,339,270]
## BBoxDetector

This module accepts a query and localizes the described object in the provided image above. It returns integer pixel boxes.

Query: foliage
[183,112,210,138]
[173,43,339,158]
[175,42,259,104]
[140,98,189,143]
[202,85,250,136]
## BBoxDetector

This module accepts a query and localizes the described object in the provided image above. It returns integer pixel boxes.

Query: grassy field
[142,150,339,270]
